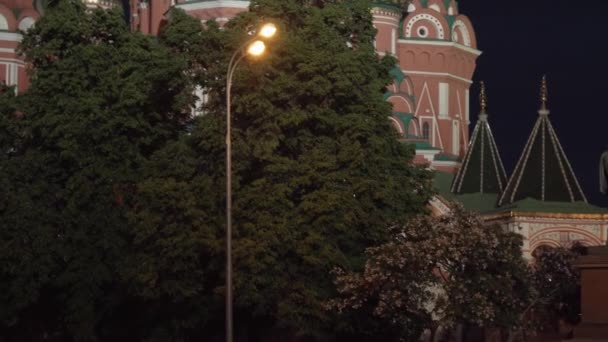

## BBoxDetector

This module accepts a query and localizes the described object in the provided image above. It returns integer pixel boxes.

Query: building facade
[373,0,480,172]
[0,0,42,93]
[443,78,608,258]
[0,0,479,170]
[2,0,605,252]
[0,0,119,93]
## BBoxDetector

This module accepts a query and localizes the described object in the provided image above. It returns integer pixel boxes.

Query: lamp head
[259,23,277,38]
[247,40,266,56]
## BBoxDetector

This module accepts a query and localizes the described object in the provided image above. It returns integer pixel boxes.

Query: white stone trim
[200,17,231,23]
[175,0,250,11]
[389,116,404,134]
[402,69,473,84]
[373,20,399,26]
[0,58,25,64]
[373,15,400,23]
[0,47,15,54]
[391,28,396,54]
[438,82,449,116]
[404,13,445,39]
[416,148,440,163]
[432,160,461,168]
[452,119,460,156]
[398,38,482,56]
[0,32,23,42]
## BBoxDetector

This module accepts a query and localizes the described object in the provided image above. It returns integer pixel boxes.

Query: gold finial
[540,75,548,110]
[479,81,487,114]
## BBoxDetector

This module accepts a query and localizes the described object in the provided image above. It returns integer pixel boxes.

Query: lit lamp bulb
[259,23,277,39]
[247,40,266,56]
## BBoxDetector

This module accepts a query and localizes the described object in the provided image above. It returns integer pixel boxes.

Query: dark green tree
[0,1,193,340]
[1,0,434,340]
[149,0,434,338]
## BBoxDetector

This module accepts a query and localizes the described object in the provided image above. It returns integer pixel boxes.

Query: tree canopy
[0,1,194,340]
[330,206,532,340]
[148,0,434,337]
[0,0,433,340]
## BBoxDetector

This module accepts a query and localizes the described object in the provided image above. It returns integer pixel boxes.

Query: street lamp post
[225,23,277,342]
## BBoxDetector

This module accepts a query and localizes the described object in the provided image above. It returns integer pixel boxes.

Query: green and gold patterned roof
[451,82,508,195]
[498,76,588,206]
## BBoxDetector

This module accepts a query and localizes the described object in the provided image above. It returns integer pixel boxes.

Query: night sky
[457,0,608,207]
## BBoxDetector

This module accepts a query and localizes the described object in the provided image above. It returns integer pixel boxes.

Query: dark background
[458,0,608,207]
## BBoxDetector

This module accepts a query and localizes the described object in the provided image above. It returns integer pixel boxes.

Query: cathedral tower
[372,0,480,172]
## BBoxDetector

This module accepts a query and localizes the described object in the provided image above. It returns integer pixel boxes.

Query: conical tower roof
[498,76,587,206]
[451,82,508,195]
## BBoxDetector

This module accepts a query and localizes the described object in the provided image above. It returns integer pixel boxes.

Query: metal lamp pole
[224,23,276,342]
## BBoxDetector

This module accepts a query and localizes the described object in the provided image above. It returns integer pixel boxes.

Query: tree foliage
[0,1,193,340]
[525,244,584,335]
[330,206,532,340]
[0,0,433,340]
[187,0,433,335]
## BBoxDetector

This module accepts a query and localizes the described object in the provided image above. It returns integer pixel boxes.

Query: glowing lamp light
[259,23,277,39]
[247,40,266,56]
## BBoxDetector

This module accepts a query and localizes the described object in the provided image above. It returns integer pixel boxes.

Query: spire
[498,77,587,206]
[479,80,488,118]
[451,81,508,195]
[540,75,549,112]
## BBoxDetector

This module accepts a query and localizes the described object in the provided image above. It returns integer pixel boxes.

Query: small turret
[371,1,407,56]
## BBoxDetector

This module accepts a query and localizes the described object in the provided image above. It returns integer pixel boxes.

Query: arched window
[0,14,8,30]
[422,122,430,140]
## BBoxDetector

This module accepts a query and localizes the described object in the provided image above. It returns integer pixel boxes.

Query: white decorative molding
[0,14,8,31]
[389,116,404,134]
[452,119,460,155]
[432,160,460,168]
[175,0,250,12]
[373,20,400,27]
[0,57,25,64]
[405,13,445,39]
[372,15,401,23]
[429,4,441,12]
[18,17,36,32]
[438,82,449,116]
[417,148,441,163]
[0,32,23,42]
[451,20,472,47]
[403,69,473,85]
[399,39,482,56]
